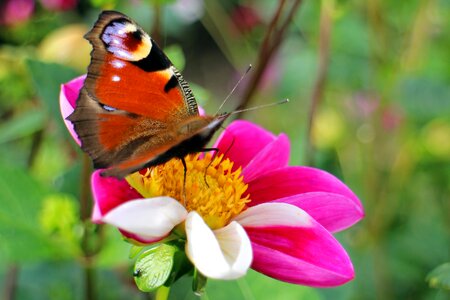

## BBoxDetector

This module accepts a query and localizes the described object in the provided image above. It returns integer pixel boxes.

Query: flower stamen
[126,154,250,229]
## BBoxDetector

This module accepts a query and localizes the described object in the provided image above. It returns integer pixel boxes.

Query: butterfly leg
[180,156,187,204]
[201,148,220,188]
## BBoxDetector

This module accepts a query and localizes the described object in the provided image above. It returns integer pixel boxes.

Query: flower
[61,76,364,287]
[0,0,34,26]
[40,0,78,11]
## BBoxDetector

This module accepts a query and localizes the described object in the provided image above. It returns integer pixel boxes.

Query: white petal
[102,197,187,240]
[214,221,253,278]
[234,203,313,227]
[185,212,252,280]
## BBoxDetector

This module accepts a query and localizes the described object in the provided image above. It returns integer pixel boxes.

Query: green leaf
[0,109,46,144]
[427,263,450,290]
[0,164,60,262]
[134,244,177,292]
[26,59,79,132]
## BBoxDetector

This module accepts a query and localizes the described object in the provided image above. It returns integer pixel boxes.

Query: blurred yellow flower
[312,108,346,149]
[421,119,450,160]
[38,24,91,71]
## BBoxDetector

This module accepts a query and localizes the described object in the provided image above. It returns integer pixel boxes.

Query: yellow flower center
[126,154,250,229]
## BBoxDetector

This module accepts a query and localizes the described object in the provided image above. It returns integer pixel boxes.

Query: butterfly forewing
[68,11,228,178]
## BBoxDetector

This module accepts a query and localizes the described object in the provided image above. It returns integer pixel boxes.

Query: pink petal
[213,120,276,171]
[59,75,85,144]
[246,166,362,211]
[242,133,290,182]
[247,238,354,287]
[91,170,141,223]
[274,192,364,233]
[245,220,354,287]
[237,203,354,286]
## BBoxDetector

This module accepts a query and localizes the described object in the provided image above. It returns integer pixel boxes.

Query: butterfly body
[68,11,228,178]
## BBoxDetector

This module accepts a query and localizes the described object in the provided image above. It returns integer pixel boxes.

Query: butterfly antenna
[230,99,289,115]
[215,65,252,115]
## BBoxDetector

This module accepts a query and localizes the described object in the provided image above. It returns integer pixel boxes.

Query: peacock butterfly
[68,11,229,178]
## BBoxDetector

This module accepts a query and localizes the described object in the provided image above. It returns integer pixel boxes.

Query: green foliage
[164,44,186,71]
[0,0,449,299]
[427,263,450,291]
[0,109,46,144]
[168,270,320,300]
[0,47,34,110]
[0,165,55,262]
[26,60,79,128]
[39,194,82,256]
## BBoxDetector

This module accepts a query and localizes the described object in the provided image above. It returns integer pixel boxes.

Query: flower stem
[80,155,92,220]
[236,0,303,118]
[304,0,334,166]
[155,286,170,300]
[80,154,95,300]
[192,268,207,296]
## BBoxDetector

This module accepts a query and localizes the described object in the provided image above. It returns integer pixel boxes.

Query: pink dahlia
[60,76,364,287]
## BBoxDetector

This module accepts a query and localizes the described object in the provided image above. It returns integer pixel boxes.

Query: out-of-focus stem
[202,0,242,65]
[80,155,92,221]
[236,0,303,118]
[152,2,162,46]
[80,154,95,300]
[2,264,18,300]
[304,0,333,166]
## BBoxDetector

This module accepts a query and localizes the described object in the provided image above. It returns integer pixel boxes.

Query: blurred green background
[0,0,449,299]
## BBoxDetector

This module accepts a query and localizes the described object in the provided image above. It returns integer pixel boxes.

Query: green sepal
[129,245,144,259]
[133,244,177,292]
[163,244,193,287]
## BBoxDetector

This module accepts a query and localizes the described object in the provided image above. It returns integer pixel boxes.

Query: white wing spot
[111,60,125,68]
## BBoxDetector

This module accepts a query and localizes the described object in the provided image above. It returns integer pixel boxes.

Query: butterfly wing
[68,11,215,177]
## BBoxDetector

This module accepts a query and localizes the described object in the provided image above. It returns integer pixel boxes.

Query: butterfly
[68,11,229,178]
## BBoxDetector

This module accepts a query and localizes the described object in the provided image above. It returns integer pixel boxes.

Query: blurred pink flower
[347,93,379,120]
[382,105,404,131]
[60,76,364,287]
[40,0,77,11]
[231,5,261,33]
[0,0,34,26]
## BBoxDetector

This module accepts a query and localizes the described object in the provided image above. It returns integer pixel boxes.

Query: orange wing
[84,10,198,120]
[68,11,204,175]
